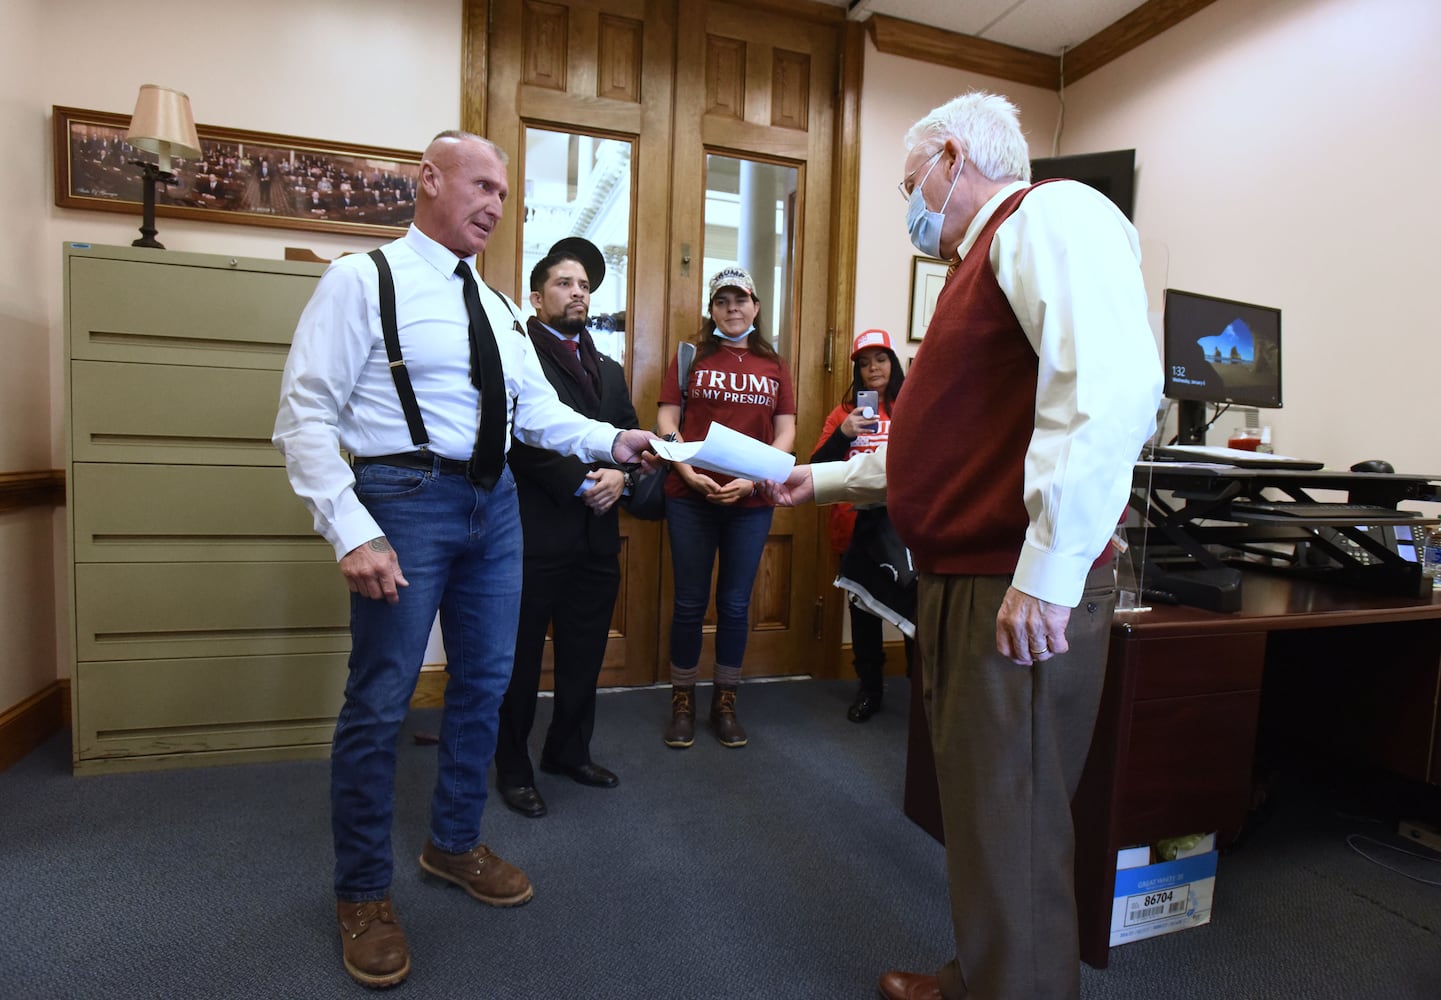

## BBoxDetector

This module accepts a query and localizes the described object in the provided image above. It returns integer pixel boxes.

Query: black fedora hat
[548,237,605,293]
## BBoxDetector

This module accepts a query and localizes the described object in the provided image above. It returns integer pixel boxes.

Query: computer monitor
[1163,288,1283,444]
[1029,149,1135,220]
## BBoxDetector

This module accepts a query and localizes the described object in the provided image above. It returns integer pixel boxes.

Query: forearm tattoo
[368,538,393,553]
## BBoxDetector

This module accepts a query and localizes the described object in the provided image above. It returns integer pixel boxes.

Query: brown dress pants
[917,563,1116,1000]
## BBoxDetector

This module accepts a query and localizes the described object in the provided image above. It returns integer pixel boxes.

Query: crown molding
[866,0,1217,90]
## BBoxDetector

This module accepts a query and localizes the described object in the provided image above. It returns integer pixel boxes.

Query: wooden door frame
[461,0,863,683]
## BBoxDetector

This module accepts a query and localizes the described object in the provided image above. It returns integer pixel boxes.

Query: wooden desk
[903,573,1441,969]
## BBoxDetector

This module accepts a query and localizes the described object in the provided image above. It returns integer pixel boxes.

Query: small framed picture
[908,255,949,342]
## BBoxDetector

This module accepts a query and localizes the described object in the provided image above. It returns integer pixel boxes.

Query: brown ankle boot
[662,684,695,748]
[336,896,410,988]
[709,684,747,748]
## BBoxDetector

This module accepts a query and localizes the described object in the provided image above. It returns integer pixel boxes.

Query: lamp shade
[125,85,201,171]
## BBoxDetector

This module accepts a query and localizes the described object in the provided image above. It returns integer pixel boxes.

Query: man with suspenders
[274,130,656,989]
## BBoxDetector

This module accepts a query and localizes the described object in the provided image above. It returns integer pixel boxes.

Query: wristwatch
[622,469,637,491]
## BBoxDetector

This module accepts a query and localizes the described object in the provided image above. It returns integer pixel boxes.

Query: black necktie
[454,261,508,489]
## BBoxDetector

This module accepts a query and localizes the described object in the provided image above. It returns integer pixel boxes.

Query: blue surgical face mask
[906,155,963,258]
[712,324,754,344]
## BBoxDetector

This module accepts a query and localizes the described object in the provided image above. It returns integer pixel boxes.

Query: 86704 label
[1123,883,1191,926]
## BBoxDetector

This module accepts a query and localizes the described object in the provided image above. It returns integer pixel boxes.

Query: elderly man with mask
[769,92,1161,1000]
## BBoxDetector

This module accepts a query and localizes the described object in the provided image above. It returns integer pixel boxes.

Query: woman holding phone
[810,329,906,722]
[655,266,796,749]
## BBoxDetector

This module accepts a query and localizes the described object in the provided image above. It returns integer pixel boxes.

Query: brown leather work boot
[662,683,696,749]
[336,896,410,989]
[418,840,534,907]
[709,683,748,748]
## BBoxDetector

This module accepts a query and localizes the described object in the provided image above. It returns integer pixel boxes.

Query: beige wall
[0,0,463,712]
[1060,0,1441,470]
[854,0,1440,472]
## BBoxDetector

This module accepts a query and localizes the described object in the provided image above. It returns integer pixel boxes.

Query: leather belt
[353,452,470,475]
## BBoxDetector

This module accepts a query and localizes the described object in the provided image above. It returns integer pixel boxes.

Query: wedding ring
[1029,645,1048,655]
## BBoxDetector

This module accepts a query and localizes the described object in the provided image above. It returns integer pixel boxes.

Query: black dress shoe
[847,689,883,723]
[499,785,547,818]
[539,760,619,788]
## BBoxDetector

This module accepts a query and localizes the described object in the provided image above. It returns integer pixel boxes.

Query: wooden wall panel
[523,1,570,90]
[705,35,746,120]
[752,538,793,629]
[770,49,810,131]
[597,15,643,102]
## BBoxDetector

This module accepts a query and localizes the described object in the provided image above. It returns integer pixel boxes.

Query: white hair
[904,92,1031,183]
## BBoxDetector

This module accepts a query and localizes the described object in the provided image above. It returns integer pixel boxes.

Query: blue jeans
[665,495,773,670]
[332,461,522,901]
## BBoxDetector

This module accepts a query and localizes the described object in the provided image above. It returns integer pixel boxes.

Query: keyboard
[1150,445,1325,470]
[1235,501,1420,521]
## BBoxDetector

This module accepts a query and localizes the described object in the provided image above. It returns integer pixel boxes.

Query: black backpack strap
[677,341,696,425]
[368,249,428,448]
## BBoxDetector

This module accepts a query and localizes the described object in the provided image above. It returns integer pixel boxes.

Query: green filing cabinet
[63,243,345,774]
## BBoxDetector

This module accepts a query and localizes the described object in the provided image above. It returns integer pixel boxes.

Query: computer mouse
[1350,459,1395,474]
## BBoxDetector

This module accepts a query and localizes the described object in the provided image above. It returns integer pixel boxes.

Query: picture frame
[908,255,949,342]
[53,105,422,240]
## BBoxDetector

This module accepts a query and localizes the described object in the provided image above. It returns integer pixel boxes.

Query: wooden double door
[466,0,848,687]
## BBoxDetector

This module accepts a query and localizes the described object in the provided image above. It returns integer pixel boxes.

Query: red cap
[850,328,895,360]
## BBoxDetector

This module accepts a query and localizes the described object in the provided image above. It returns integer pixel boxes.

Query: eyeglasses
[897,149,942,203]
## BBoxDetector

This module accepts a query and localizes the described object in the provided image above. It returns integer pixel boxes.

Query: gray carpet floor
[3,677,1439,998]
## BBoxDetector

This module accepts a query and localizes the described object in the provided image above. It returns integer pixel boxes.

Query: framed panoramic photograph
[53,105,422,240]
[908,255,949,342]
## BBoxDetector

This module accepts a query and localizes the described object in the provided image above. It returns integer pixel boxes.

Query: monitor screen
[1029,149,1135,220]
[1163,289,1282,409]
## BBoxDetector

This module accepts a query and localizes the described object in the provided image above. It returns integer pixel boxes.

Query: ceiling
[815,0,1151,56]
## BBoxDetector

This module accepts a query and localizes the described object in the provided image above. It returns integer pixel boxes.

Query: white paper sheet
[652,421,795,482]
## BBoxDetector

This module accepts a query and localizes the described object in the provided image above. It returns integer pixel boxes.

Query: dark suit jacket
[508,329,639,561]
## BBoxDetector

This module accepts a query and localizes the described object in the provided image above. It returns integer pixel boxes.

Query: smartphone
[855,390,879,418]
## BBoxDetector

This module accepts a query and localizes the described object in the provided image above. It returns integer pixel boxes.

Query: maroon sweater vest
[888,183,1049,576]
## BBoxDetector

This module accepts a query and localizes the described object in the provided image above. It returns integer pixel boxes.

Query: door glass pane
[522,127,633,363]
[702,155,799,360]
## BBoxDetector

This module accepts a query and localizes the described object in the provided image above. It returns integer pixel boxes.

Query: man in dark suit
[494,239,637,818]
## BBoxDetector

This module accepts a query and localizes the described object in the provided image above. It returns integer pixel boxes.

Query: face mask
[906,155,963,258]
[712,324,754,344]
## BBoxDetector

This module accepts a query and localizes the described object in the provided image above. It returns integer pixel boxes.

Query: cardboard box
[1109,848,1217,946]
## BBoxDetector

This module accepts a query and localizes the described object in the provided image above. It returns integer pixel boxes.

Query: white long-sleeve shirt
[273,225,620,560]
[977,181,1161,606]
[844,182,1161,607]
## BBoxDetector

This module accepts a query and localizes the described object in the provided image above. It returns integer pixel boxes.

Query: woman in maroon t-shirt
[655,266,796,750]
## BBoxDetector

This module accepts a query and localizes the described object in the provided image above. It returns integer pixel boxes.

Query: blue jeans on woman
[331,460,522,901]
[664,494,773,669]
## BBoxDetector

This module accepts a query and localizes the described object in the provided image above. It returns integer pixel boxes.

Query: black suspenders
[367,248,525,449]
[368,248,429,448]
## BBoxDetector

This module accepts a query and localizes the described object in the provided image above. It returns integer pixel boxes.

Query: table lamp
[124,85,201,249]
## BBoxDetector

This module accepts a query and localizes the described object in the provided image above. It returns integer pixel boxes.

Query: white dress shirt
[274,225,621,560]
[813,446,888,507]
